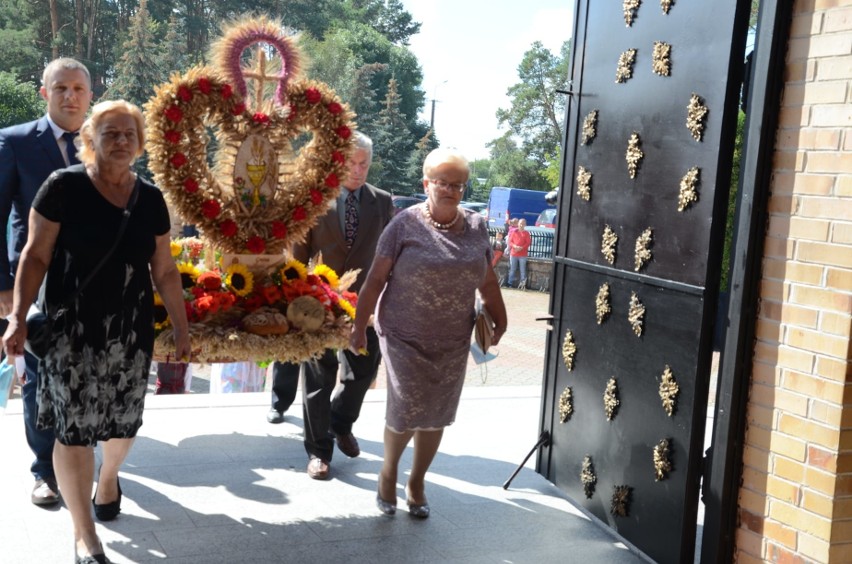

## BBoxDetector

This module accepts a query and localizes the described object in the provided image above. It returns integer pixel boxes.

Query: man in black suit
[268,132,394,480]
[0,58,92,505]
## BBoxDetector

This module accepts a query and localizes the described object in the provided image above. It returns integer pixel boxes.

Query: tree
[0,72,45,127]
[404,129,439,194]
[370,77,413,194]
[495,40,570,166]
[105,0,163,106]
[486,133,551,192]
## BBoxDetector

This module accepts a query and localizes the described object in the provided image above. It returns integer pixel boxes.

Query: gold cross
[242,47,276,110]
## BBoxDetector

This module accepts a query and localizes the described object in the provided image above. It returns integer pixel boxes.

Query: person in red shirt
[506,218,531,288]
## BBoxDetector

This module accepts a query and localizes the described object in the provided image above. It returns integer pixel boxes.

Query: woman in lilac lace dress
[350,148,507,518]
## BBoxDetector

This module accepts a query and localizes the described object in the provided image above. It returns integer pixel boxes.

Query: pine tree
[370,77,414,194]
[404,129,439,194]
[104,0,163,107]
[159,14,188,75]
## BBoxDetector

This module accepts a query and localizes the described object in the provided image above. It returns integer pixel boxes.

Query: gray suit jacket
[292,182,394,293]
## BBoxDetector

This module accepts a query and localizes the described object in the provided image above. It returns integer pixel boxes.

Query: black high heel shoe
[92,468,122,522]
[74,540,112,564]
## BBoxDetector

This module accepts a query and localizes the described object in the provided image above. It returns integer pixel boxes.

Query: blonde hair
[42,58,91,89]
[77,100,146,166]
[422,147,470,179]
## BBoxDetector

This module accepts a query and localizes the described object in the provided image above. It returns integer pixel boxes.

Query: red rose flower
[183,177,199,193]
[293,206,306,221]
[260,284,281,304]
[165,105,183,123]
[164,130,181,144]
[310,189,323,205]
[197,271,223,291]
[287,103,298,121]
[202,199,221,218]
[326,101,343,115]
[170,152,187,168]
[197,77,212,94]
[305,88,321,104]
[243,293,265,312]
[246,236,266,254]
[271,221,287,239]
[231,102,246,116]
[335,125,351,139]
[177,85,192,102]
[331,151,345,164]
[252,112,269,124]
[220,219,237,237]
[221,84,233,99]
[324,173,339,188]
[190,286,206,298]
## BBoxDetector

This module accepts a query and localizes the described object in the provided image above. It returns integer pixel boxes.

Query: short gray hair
[42,58,91,89]
[352,131,373,159]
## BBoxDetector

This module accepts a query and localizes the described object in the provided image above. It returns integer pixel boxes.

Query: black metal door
[537,2,751,562]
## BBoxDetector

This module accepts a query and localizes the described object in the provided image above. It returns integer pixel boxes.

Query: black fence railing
[487,227,555,259]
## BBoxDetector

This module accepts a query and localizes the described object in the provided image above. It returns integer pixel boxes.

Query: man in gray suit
[0,58,93,505]
[270,132,394,480]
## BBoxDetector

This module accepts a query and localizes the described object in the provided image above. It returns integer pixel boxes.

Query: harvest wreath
[144,18,361,362]
[145,67,355,255]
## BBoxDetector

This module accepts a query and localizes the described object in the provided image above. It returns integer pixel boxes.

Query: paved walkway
[0,289,657,563]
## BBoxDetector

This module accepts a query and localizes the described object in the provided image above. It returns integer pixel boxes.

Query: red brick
[767,541,809,564]
[808,444,838,472]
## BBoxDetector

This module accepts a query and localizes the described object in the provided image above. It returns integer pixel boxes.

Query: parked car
[391,195,421,214]
[535,208,557,228]
[460,201,487,215]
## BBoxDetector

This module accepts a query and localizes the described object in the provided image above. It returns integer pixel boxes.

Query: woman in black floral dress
[4,100,190,564]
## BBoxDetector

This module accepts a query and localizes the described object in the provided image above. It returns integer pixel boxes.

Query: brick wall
[736,2,852,563]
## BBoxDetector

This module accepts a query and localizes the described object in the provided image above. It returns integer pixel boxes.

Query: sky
[400,0,574,161]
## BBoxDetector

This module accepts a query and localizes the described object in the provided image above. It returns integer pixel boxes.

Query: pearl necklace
[423,204,460,230]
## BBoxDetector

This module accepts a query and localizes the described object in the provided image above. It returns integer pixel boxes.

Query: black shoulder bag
[25,182,140,358]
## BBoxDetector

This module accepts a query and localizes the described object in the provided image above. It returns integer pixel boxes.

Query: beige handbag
[474,305,494,354]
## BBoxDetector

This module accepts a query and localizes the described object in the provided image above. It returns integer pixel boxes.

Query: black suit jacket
[0,116,68,291]
[292,182,394,293]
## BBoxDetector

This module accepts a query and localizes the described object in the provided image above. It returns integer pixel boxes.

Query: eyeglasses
[428,178,466,192]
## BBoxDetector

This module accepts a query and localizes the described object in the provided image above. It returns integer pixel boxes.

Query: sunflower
[337,297,356,319]
[177,262,200,290]
[169,241,182,258]
[312,264,339,289]
[225,263,254,297]
[279,258,308,283]
[153,292,170,330]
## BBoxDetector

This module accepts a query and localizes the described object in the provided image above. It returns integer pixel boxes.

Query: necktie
[62,131,79,165]
[344,191,358,247]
